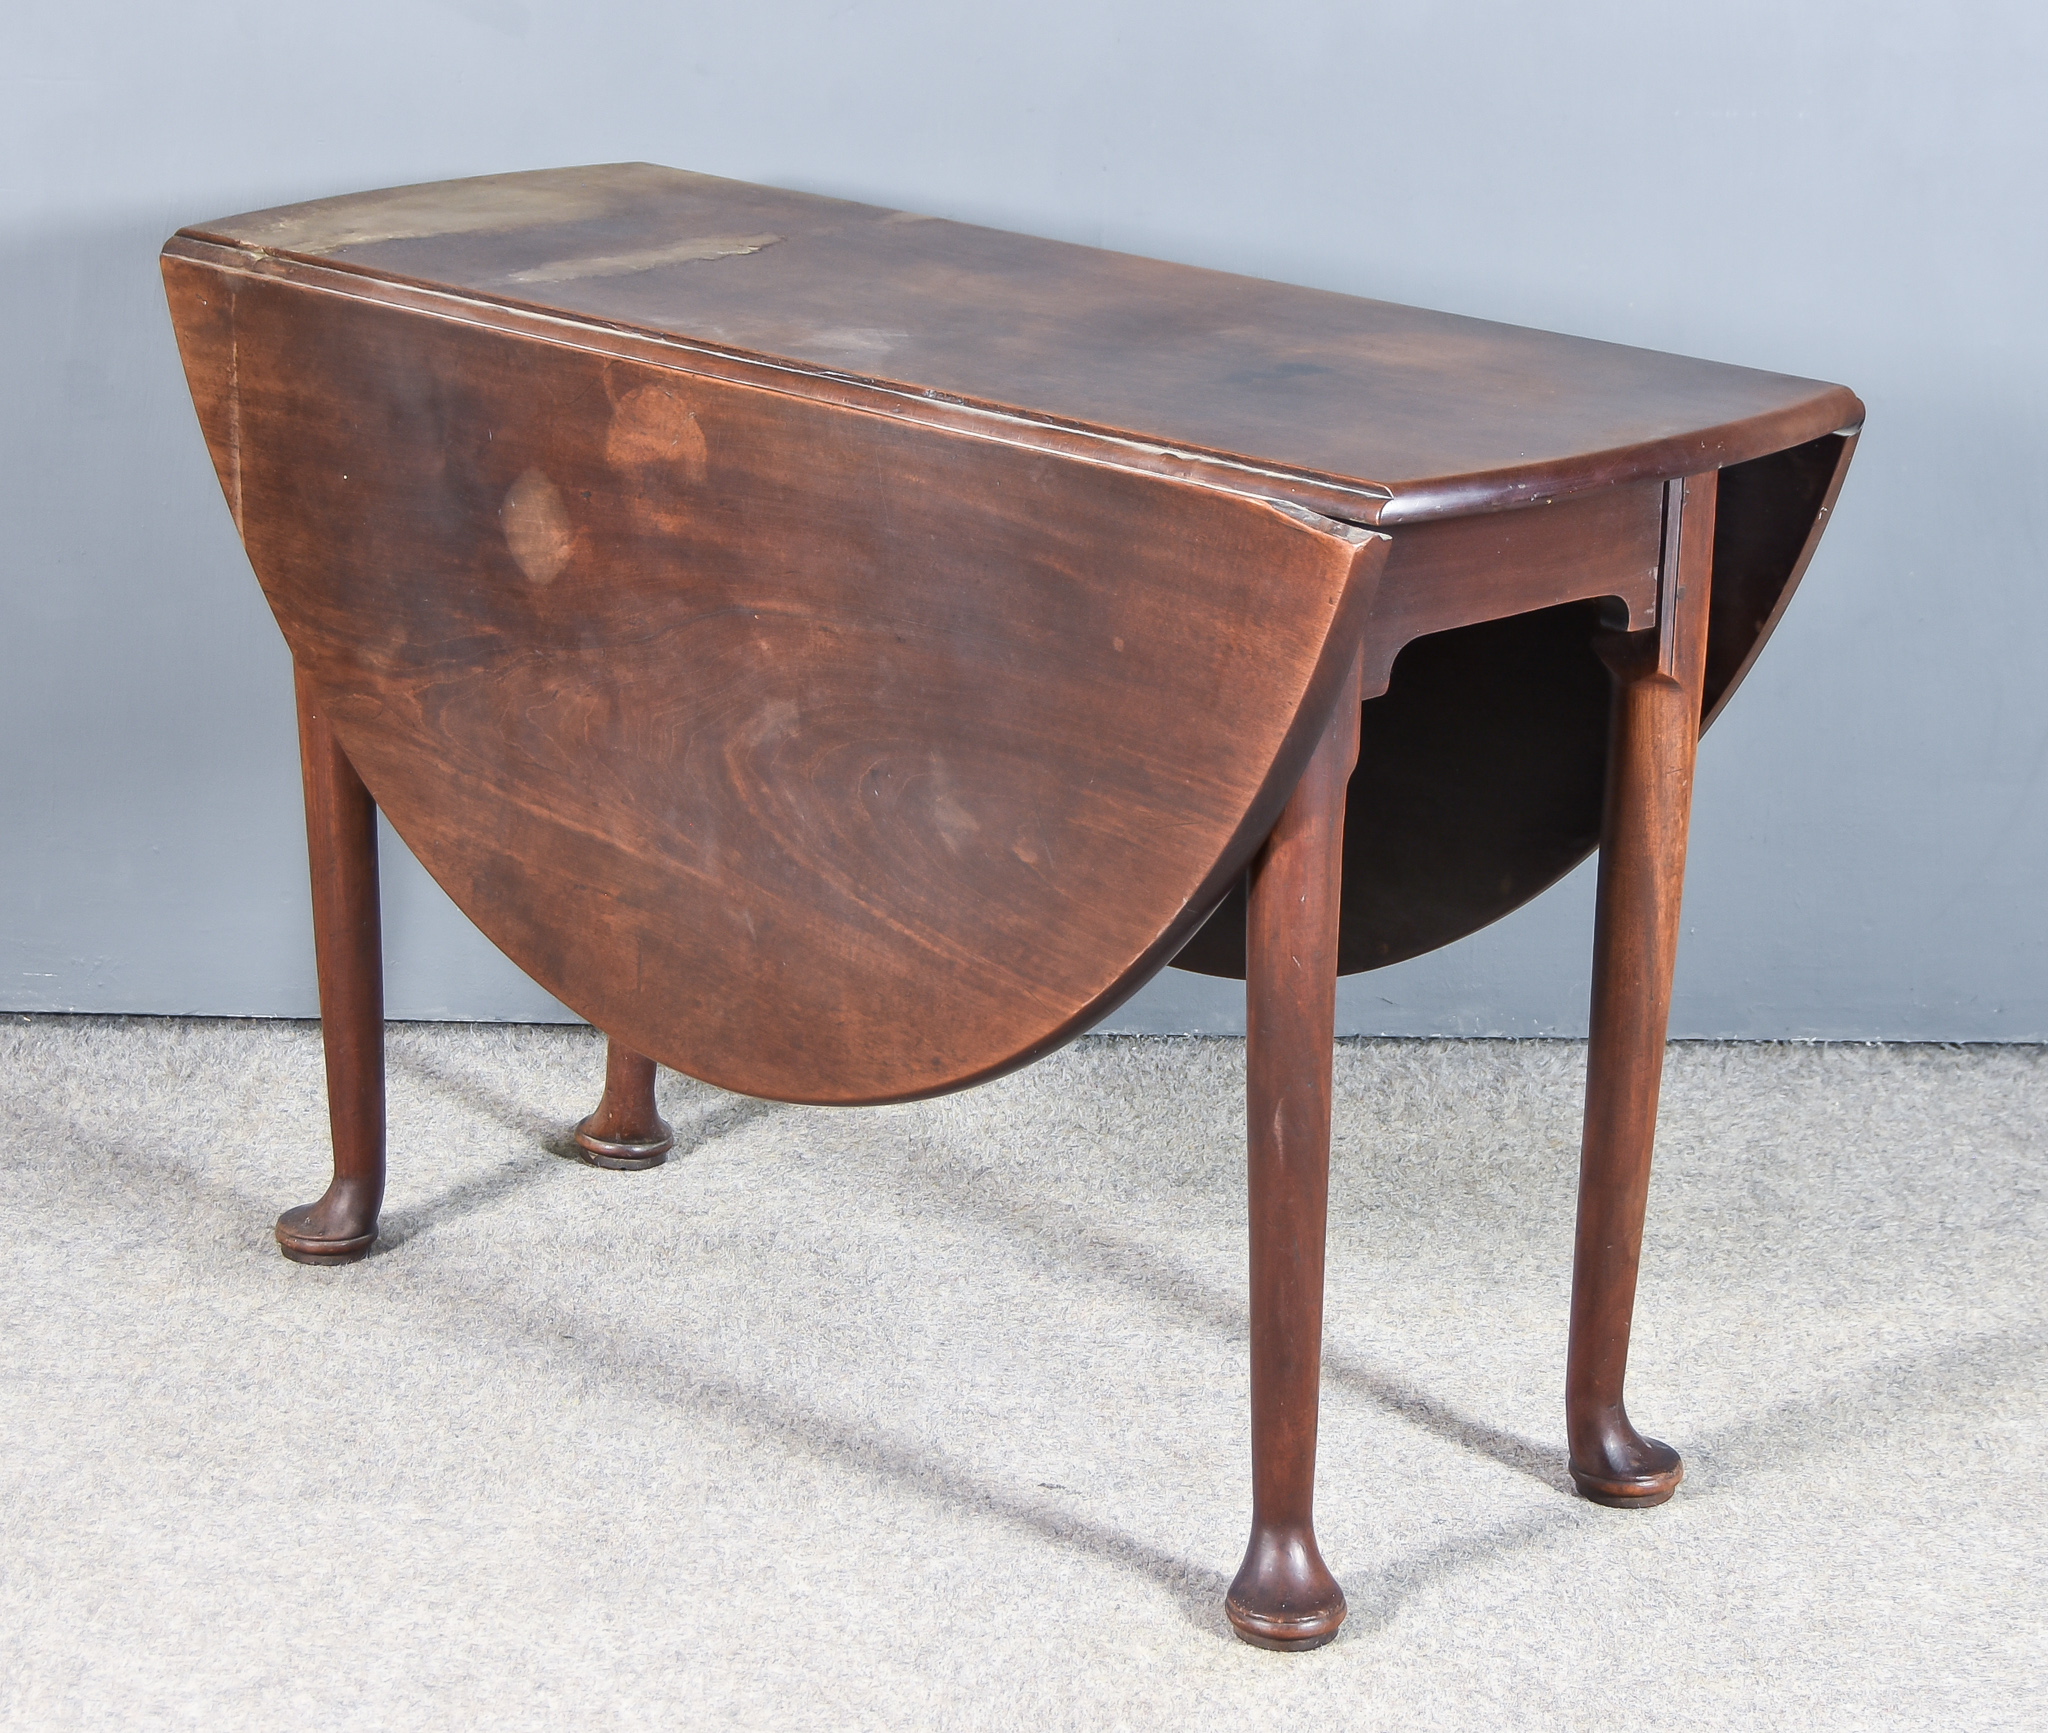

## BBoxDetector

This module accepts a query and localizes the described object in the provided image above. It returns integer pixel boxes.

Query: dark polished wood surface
[164,248,1385,1102]
[274,669,384,1265]
[178,163,1857,527]
[166,166,1860,990]
[1230,646,1362,1650]
[161,164,1861,1652]
[1567,471,1717,1507]
[574,1040,674,1170]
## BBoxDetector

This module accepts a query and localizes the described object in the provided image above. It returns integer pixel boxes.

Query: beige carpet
[1,1017,2041,1729]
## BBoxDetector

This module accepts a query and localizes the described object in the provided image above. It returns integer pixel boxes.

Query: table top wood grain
[177,162,1860,527]
[161,165,1859,1100]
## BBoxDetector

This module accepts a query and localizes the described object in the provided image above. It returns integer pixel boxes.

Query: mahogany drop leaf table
[161,164,1860,1651]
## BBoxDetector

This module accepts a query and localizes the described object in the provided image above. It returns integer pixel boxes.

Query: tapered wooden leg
[1226,649,1363,1651]
[1567,472,1716,1506]
[575,1037,674,1169]
[276,665,386,1265]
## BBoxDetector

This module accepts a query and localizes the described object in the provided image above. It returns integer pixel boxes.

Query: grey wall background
[5,1,2043,1040]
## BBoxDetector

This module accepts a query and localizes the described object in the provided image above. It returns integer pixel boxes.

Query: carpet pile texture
[2,1018,2041,1729]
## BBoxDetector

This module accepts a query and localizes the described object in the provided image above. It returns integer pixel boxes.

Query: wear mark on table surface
[501,468,577,585]
[504,233,783,285]
[606,384,710,484]
[218,176,634,255]
[799,327,911,361]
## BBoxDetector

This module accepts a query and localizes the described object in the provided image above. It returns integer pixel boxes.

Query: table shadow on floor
[897,1151,1575,1494]
[40,1077,2044,1650]
[374,1045,789,1251]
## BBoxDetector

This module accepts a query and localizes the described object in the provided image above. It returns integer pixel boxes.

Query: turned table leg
[276,665,387,1265]
[575,1037,675,1169]
[1567,472,1716,1506]
[1226,648,1363,1650]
